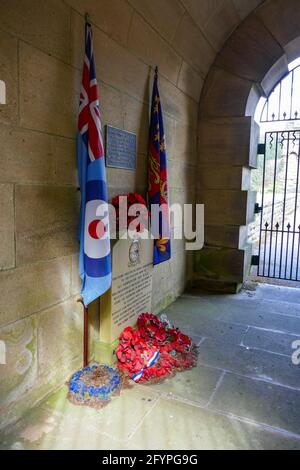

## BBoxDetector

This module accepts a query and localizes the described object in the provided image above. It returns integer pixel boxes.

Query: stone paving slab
[209,372,300,437]
[242,327,300,356]
[198,337,300,389]
[166,311,248,345]
[143,363,223,407]
[129,396,300,450]
[40,385,158,442]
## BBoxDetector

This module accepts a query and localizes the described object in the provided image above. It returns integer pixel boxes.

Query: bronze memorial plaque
[105,125,137,170]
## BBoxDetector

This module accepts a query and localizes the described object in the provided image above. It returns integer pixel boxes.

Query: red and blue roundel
[83,181,111,278]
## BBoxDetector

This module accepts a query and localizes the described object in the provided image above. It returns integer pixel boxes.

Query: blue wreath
[68,364,121,403]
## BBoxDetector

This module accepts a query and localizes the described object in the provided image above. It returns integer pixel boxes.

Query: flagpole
[78,299,89,367]
[83,305,89,367]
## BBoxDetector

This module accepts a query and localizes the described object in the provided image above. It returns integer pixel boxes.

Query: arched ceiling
[128,0,265,82]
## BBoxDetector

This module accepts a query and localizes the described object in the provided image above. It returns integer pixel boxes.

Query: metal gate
[254,130,300,280]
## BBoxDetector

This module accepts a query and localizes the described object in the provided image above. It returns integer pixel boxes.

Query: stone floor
[1,282,300,450]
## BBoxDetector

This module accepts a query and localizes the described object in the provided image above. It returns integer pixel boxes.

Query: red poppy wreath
[116,313,198,383]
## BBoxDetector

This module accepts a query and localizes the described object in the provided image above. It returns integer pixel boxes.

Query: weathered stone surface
[198,117,258,168]
[260,55,289,96]
[210,372,300,435]
[173,122,197,159]
[256,0,300,48]
[52,136,77,186]
[201,1,239,52]
[193,246,246,283]
[205,225,246,249]
[233,0,263,21]
[128,13,182,85]
[0,0,71,61]
[19,42,80,138]
[200,67,254,118]
[216,15,283,82]
[128,0,185,42]
[16,186,79,265]
[100,82,124,130]
[71,11,149,102]
[66,0,133,47]
[196,189,248,226]
[71,253,81,296]
[0,30,18,125]
[172,13,215,77]
[148,363,222,406]
[36,298,83,384]
[169,161,196,190]
[177,61,203,103]
[0,125,54,184]
[0,257,71,327]
[242,326,300,357]
[198,166,244,191]
[0,317,37,409]
[123,95,149,155]
[181,0,224,32]
[159,75,198,126]
[0,184,15,270]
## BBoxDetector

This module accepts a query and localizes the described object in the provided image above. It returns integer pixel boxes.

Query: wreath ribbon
[132,351,160,382]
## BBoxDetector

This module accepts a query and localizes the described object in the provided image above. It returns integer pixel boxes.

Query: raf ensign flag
[77,22,111,307]
[148,68,171,265]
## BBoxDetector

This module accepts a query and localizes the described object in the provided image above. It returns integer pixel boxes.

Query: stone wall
[0,0,231,427]
[194,0,300,293]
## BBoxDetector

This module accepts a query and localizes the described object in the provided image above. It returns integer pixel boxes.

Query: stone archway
[193,0,300,293]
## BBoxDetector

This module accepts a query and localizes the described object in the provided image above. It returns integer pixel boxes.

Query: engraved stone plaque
[99,235,153,347]
[106,125,137,170]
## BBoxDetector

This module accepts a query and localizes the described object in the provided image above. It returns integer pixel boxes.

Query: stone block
[193,245,247,284]
[66,0,133,47]
[128,0,185,42]
[200,67,254,118]
[196,189,248,226]
[173,122,197,159]
[36,298,83,384]
[0,257,71,327]
[0,0,71,62]
[52,136,77,186]
[172,13,215,76]
[159,75,198,126]
[198,117,259,168]
[233,0,263,21]
[205,225,246,249]
[216,15,283,82]
[0,316,37,409]
[0,30,18,125]
[0,184,15,270]
[123,95,149,155]
[201,1,239,52]
[71,253,81,296]
[256,0,300,48]
[71,11,149,102]
[169,161,195,190]
[177,61,204,103]
[260,55,289,97]
[128,13,182,85]
[101,83,124,130]
[19,42,80,138]
[16,185,79,265]
[181,0,224,32]
[198,166,244,191]
[0,125,55,184]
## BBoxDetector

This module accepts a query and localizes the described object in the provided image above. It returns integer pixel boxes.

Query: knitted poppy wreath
[116,313,198,383]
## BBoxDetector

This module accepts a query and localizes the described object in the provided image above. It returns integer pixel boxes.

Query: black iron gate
[255,130,300,281]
